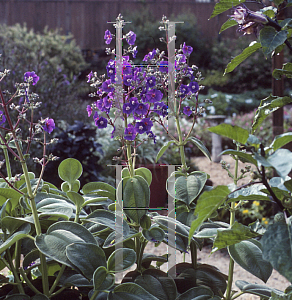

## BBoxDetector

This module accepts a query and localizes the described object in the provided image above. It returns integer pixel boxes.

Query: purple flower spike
[147,131,156,144]
[176,54,186,64]
[180,84,190,97]
[104,30,113,44]
[132,46,138,58]
[134,103,149,116]
[126,31,136,45]
[183,106,192,116]
[0,111,6,126]
[87,71,93,83]
[182,42,193,55]
[146,76,156,88]
[124,124,137,140]
[141,118,153,132]
[102,79,114,93]
[135,121,147,134]
[43,118,55,134]
[24,71,39,85]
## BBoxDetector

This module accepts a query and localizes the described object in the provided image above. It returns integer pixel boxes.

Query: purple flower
[126,31,136,45]
[182,42,193,55]
[106,60,116,80]
[123,97,138,115]
[103,96,113,109]
[123,74,133,86]
[102,79,114,93]
[43,118,55,134]
[87,105,92,117]
[134,103,149,116]
[180,84,190,97]
[95,116,108,129]
[141,118,153,131]
[87,71,93,83]
[104,30,113,44]
[24,71,39,85]
[123,62,132,75]
[159,61,168,73]
[145,89,163,103]
[0,111,6,126]
[135,121,147,134]
[153,102,167,116]
[132,46,138,58]
[147,131,156,143]
[183,106,192,116]
[124,124,137,140]
[186,67,195,81]
[176,54,186,64]
[146,76,156,88]
[189,81,199,94]
[143,49,156,61]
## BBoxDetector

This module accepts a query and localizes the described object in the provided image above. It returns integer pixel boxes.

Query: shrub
[0,23,89,123]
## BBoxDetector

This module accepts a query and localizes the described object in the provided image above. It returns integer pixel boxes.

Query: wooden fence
[0,0,235,52]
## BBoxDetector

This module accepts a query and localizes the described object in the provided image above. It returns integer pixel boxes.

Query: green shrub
[0,23,89,123]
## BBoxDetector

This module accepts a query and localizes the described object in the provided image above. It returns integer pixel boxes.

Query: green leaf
[109,283,159,300]
[134,274,177,300]
[59,269,93,287]
[213,222,259,252]
[58,158,83,185]
[2,216,34,234]
[156,141,175,163]
[176,286,214,300]
[0,188,22,208]
[187,137,211,160]
[81,181,115,200]
[228,239,273,282]
[0,223,31,255]
[208,124,249,145]
[221,150,257,165]
[35,221,96,269]
[261,219,292,282]
[270,132,292,151]
[252,95,292,133]
[107,248,136,273]
[66,242,106,279]
[93,266,115,291]
[260,27,288,57]
[103,229,139,248]
[235,280,276,299]
[189,186,230,241]
[228,184,270,202]
[5,295,30,300]
[219,18,238,34]
[167,172,207,205]
[135,167,152,186]
[273,62,292,80]
[224,42,261,74]
[142,227,165,243]
[122,175,150,224]
[210,0,246,19]
[66,191,85,208]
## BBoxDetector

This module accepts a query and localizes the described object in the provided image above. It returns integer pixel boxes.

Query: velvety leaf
[260,27,288,57]
[135,167,152,186]
[0,188,22,208]
[1,216,34,234]
[83,195,109,207]
[84,209,130,236]
[228,240,273,282]
[93,266,115,291]
[134,274,177,300]
[228,184,270,202]
[58,158,83,185]
[81,182,116,200]
[5,295,30,300]
[224,42,261,74]
[176,286,214,300]
[189,186,230,241]
[270,132,292,151]
[108,283,159,299]
[107,248,136,273]
[103,229,139,248]
[187,137,211,160]
[221,150,257,165]
[219,18,238,33]
[156,141,175,163]
[176,210,197,227]
[66,242,106,279]
[122,175,150,224]
[213,222,259,252]
[66,191,85,207]
[0,223,31,255]
[142,227,165,243]
[252,95,292,133]
[59,269,92,287]
[270,290,292,300]
[261,219,292,282]
[210,0,246,19]
[208,124,249,145]
[35,221,96,268]
[235,280,279,299]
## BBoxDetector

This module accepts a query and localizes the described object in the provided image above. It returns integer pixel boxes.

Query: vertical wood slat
[0,0,234,51]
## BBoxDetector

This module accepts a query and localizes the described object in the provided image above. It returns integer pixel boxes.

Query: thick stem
[190,241,197,270]
[19,268,41,295]
[90,290,100,300]
[49,264,66,294]
[7,249,25,294]
[2,146,12,179]
[175,118,187,170]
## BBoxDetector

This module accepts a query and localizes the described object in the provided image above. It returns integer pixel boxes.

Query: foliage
[0,23,89,123]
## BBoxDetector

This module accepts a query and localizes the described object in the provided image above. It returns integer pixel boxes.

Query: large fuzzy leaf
[58,158,83,185]
[210,0,246,19]
[107,248,136,273]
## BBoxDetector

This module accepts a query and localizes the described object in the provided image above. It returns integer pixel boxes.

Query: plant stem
[175,118,187,171]
[19,268,41,295]
[2,145,12,179]
[190,241,197,270]
[49,264,66,294]
[225,145,239,300]
[90,290,100,300]
[7,249,25,294]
